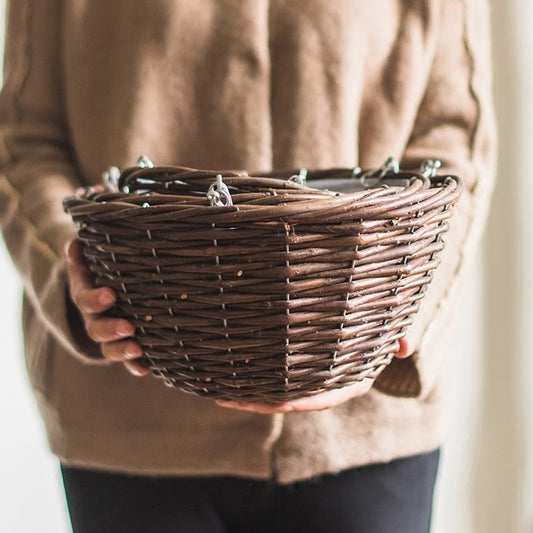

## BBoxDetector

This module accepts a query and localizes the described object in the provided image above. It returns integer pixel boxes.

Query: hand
[216,337,413,414]
[64,238,149,377]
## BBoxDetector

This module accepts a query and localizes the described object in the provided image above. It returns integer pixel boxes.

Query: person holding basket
[0,1,495,531]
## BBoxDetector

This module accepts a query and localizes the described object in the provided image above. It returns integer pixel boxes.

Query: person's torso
[61,0,441,180]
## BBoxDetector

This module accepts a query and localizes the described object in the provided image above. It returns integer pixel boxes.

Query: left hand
[216,337,413,413]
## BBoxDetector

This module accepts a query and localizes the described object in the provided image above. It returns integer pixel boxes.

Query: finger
[64,239,116,314]
[101,338,144,362]
[216,380,373,414]
[74,286,117,315]
[286,380,373,411]
[124,360,151,377]
[273,380,372,412]
[216,400,292,414]
[64,238,85,265]
[395,337,413,359]
[85,316,135,343]
[64,239,93,295]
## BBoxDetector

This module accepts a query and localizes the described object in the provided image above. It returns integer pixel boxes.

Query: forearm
[0,0,104,363]
[374,0,497,397]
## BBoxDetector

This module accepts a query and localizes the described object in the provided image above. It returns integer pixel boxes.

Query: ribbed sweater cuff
[373,356,422,397]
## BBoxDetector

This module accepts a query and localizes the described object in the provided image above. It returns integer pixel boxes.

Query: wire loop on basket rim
[288,168,309,185]
[102,165,121,193]
[137,154,155,169]
[420,159,442,178]
[64,156,463,403]
[207,174,233,207]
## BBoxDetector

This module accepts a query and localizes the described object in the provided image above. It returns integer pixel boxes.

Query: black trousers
[61,449,440,533]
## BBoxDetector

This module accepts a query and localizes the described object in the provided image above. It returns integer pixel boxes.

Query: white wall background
[0,1,531,532]
[0,0,68,528]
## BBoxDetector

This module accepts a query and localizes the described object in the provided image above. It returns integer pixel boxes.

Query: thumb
[64,238,85,265]
[395,337,413,359]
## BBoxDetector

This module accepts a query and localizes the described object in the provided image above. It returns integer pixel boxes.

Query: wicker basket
[63,157,462,403]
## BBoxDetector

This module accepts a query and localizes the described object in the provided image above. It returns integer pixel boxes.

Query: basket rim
[63,163,463,216]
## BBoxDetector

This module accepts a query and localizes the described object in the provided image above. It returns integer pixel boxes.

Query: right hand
[64,238,150,377]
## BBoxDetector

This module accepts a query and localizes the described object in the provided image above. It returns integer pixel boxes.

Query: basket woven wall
[63,158,462,403]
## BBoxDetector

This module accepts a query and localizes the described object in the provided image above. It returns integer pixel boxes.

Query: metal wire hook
[288,168,308,185]
[207,174,233,206]
[137,155,154,169]
[102,165,121,192]
[359,156,400,188]
[420,159,442,178]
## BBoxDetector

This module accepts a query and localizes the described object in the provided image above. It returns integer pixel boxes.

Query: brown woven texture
[63,161,462,402]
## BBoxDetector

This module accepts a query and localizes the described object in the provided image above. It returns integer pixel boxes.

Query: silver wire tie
[207,174,233,206]
[102,165,121,192]
[420,159,442,178]
[137,155,155,169]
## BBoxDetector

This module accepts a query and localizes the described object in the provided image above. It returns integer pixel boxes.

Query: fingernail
[125,346,142,359]
[98,291,115,306]
[130,366,148,377]
[117,324,134,337]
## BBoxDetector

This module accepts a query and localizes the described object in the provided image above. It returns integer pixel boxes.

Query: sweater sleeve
[0,0,105,363]
[373,0,497,398]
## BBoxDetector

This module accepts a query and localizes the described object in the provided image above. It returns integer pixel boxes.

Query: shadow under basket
[63,158,462,403]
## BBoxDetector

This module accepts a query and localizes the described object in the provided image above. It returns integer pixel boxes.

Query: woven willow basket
[63,157,462,403]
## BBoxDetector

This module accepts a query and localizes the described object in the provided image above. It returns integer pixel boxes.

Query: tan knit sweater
[0,0,495,483]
